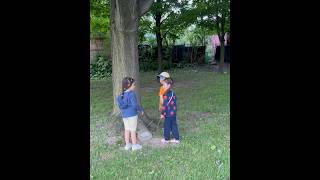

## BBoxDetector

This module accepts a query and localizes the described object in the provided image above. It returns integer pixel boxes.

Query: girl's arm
[161,93,168,116]
[130,92,143,113]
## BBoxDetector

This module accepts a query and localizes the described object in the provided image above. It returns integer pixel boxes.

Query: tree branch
[160,11,175,25]
[138,0,154,17]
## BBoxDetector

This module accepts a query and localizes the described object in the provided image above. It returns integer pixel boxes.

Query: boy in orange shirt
[157,72,171,111]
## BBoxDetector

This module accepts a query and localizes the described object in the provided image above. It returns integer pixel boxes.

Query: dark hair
[163,77,174,86]
[121,77,135,98]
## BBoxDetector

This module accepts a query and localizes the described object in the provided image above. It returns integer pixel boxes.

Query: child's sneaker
[161,138,169,144]
[170,139,180,144]
[124,143,132,150]
[132,144,142,151]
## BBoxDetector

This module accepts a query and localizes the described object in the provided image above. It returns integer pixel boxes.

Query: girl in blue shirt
[116,77,144,151]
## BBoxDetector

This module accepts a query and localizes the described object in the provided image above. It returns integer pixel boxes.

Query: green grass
[90,67,230,180]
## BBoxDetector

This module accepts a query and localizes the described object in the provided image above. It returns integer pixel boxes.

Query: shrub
[90,56,112,79]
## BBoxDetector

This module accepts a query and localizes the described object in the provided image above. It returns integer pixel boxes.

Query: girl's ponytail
[121,88,125,99]
[121,77,135,99]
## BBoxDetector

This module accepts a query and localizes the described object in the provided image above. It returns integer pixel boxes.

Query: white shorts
[123,115,138,132]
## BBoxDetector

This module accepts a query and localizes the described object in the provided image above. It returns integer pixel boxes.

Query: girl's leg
[123,118,131,145]
[170,117,174,138]
[131,130,137,144]
[171,117,180,140]
[131,130,142,150]
[124,130,130,144]
[130,116,142,150]
[163,118,171,141]
[130,115,139,145]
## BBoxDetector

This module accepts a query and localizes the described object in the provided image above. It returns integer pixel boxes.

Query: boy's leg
[171,117,180,140]
[163,117,171,141]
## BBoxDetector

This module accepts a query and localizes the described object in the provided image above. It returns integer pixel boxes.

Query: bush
[172,62,195,69]
[138,44,158,71]
[90,56,112,79]
[139,61,158,71]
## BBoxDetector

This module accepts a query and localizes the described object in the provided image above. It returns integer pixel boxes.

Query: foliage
[90,0,110,34]
[138,45,160,71]
[138,16,153,43]
[139,61,159,71]
[90,56,112,79]
[139,0,190,45]
[184,25,212,46]
[193,0,230,35]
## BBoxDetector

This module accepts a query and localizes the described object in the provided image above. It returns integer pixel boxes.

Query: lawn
[90,67,230,179]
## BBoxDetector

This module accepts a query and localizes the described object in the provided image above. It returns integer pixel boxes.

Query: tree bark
[110,0,153,142]
[168,47,173,70]
[218,15,225,73]
[155,10,163,73]
[219,35,225,73]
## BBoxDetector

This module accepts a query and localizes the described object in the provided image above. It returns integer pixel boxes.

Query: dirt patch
[117,137,176,151]
[142,137,181,148]
[142,137,168,148]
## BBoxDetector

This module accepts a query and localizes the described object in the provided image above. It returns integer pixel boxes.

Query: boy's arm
[159,86,164,110]
[159,96,163,111]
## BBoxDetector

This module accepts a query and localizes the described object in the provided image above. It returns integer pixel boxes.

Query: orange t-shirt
[159,86,165,109]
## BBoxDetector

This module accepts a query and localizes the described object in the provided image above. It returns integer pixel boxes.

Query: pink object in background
[211,33,228,60]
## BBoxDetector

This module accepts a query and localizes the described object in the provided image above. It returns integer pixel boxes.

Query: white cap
[157,72,170,78]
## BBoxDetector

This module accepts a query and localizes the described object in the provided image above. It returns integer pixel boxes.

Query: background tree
[193,0,230,73]
[141,0,188,72]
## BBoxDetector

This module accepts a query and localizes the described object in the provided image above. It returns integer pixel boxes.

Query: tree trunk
[155,11,163,73]
[218,34,225,73]
[155,0,163,72]
[193,47,198,64]
[168,47,173,70]
[218,14,226,73]
[110,0,153,141]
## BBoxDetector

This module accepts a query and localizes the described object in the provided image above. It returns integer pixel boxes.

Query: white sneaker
[161,138,169,144]
[132,144,142,151]
[170,139,180,144]
[124,143,132,150]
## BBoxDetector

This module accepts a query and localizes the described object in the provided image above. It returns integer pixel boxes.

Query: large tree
[140,0,188,72]
[110,0,154,141]
[192,0,230,73]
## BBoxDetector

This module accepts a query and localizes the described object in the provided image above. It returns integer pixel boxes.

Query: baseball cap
[157,72,170,79]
